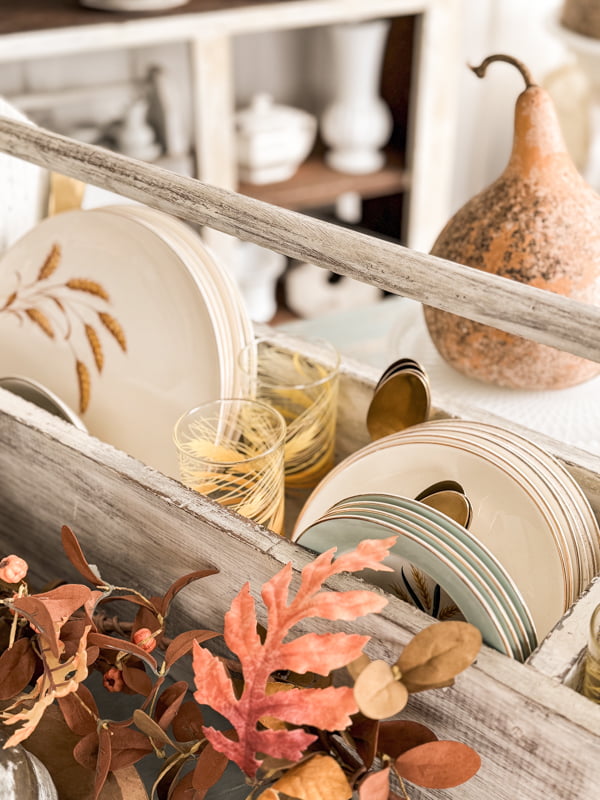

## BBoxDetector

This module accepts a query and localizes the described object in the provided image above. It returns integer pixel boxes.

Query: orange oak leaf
[193,538,395,778]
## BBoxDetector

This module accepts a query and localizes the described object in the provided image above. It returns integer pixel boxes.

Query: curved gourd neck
[506,86,575,178]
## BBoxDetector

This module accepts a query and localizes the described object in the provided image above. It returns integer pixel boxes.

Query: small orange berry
[132,627,156,653]
[0,555,28,584]
[103,666,124,693]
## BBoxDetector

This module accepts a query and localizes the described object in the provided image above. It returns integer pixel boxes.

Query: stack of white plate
[0,205,254,478]
[292,419,600,659]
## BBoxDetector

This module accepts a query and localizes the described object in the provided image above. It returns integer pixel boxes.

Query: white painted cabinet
[0,0,462,252]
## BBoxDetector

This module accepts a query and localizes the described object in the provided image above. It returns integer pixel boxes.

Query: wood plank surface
[1,387,599,799]
[1,118,600,364]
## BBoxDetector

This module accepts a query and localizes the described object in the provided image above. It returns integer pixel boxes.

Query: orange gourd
[424,54,600,390]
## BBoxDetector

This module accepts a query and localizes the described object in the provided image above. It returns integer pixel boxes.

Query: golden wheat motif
[65,278,110,301]
[438,604,462,621]
[85,324,104,372]
[98,312,127,352]
[37,243,61,281]
[411,565,432,611]
[1,291,17,311]
[0,243,127,414]
[25,308,54,339]
[76,360,91,414]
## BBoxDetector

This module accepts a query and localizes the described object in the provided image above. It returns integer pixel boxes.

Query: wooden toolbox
[0,118,599,798]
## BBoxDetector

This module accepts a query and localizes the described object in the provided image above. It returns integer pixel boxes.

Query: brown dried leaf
[61,525,105,586]
[358,767,390,800]
[73,730,99,771]
[164,629,219,669]
[152,753,188,800]
[267,754,352,800]
[11,599,59,656]
[94,725,112,800]
[37,243,61,280]
[353,661,408,720]
[348,714,379,770]
[133,708,181,751]
[0,637,37,699]
[156,681,188,730]
[396,622,482,693]
[87,631,158,672]
[377,720,437,760]
[122,662,153,696]
[160,569,219,617]
[85,324,104,372]
[25,307,54,338]
[98,311,127,351]
[395,740,481,789]
[57,684,98,736]
[170,771,194,800]
[108,725,154,771]
[191,742,229,796]
[171,700,204,743]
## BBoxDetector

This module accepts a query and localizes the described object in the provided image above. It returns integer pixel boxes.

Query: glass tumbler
[582,602,600,703]
[173,399,286,535]
[238,338,340,493]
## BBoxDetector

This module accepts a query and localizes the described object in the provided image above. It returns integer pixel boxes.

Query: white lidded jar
[235,93,317,184]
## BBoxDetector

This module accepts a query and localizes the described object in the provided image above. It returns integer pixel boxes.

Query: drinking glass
[173,398,286,535]
[238,338,340,493]
[582,602,600,703]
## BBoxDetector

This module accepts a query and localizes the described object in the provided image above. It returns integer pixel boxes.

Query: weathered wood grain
[2,117,600,363]
[1,387,600,799]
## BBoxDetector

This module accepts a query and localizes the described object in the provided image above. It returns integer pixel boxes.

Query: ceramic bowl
[235,93,317,184]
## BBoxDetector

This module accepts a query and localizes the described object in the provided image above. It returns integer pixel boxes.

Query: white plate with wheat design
[0,208,234,477]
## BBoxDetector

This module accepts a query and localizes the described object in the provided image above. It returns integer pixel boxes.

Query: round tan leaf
[354,660,408,720]
[396,621,482,693]
[267,754,352,800]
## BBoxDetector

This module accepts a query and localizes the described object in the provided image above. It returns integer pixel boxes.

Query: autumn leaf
[61,525,106,586]
[353,660,408,720]
[348,713,379,769]
[191,742,229,796]
[87,631,158,673]
[0,638,37,700]
[358,766,390,800]
[261,754,352,800]
[57,684,98,736]
[396,621,482,693]
[193,538,395,778]
[159,568,219,617]
[172,701,205,743]
[155,681,188,730]
[164,629,220,670]
[12,584,92,659]
[377,720,437,759]
[394,740,481,789]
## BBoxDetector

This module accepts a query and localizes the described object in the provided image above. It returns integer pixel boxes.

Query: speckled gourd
[423,54,600,390]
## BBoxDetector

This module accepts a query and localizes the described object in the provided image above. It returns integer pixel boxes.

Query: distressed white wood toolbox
[0,118,599,798]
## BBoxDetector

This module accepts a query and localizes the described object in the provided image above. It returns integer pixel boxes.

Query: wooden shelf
[237,153,408,211]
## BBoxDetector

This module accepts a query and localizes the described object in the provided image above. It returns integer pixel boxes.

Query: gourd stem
[469,54,536,89]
